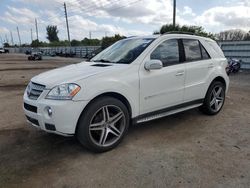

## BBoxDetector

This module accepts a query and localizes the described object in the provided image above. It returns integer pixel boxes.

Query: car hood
[31,61,127,89]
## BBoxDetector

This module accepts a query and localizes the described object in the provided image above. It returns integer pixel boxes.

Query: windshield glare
[91,38,154,64]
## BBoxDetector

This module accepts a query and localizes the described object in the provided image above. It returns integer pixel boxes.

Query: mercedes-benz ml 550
[23,34,229,152]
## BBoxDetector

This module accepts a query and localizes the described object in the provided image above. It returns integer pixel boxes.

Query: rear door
[182,39,213,102]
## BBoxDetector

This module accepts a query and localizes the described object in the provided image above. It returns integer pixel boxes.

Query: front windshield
[91,38,155,64]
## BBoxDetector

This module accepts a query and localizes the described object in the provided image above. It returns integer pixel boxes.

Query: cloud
[194,5,250,32]
[63,0,173,26]
[182,6,196,16]
[1,6,38,25]
[107,5,154,18]
[7,6,38,18]
[2,0,250,43]
[0,27,9,34]
[64,15,151,40]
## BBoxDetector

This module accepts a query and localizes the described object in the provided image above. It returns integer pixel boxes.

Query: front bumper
[23,90,89,136]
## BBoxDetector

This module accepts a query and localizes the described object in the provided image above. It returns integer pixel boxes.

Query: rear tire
[77,97,130,153]
[199,81,226,115]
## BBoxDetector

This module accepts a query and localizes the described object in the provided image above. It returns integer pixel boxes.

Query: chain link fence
[6,46,101,58]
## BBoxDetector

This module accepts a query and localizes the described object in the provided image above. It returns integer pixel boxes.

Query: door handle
[175,71,184,76]
[208,63,214,68]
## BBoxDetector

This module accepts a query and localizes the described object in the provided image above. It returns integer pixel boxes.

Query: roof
[126,33,213,41]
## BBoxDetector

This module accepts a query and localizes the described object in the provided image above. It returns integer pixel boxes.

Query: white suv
[23,34,229,152]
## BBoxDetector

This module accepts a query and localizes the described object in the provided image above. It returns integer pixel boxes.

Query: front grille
[24,103,37,113]
[26,115,39,126]
[27,82,46,100]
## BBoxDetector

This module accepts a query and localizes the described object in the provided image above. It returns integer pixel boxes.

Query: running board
[136,103,202,124]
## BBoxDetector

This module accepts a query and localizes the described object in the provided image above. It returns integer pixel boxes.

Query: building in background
[218,41,250,69]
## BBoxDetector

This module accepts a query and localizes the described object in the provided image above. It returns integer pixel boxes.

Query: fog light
[47,107,52,116]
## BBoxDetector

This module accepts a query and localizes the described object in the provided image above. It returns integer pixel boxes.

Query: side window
[150,39,179,67]
[183,39,201,61]
[200,43,210,59]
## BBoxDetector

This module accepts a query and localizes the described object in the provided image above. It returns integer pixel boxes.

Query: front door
[139,39,185,114]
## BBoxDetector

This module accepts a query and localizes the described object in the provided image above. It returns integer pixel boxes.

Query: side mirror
[144,60,163,71]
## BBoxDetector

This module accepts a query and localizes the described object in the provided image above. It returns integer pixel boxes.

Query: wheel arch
[75,92,133,134]
[203,76,227,100]
[92,92,132,118]
[211,76,226,88]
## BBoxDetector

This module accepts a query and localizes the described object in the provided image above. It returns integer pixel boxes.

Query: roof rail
[126,36,137,38]
[162,31,197,36]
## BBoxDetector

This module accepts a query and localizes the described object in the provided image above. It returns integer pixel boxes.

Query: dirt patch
[0,54,249,188]
[0,84,27,90]
[0,67,57,71]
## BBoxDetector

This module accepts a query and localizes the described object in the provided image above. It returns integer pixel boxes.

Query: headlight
[46,83,81,100]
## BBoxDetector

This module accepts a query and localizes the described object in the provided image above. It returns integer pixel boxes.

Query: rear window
[200,44,210,59]
[207,40,225,58]
[183,39,201,61]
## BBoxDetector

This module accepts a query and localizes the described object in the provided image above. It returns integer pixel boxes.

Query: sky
[0,0,250,44]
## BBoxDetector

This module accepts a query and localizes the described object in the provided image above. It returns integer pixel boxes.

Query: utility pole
[16,26,21,46]
[5,34,8,43]
[35,18,39,41]
[10,31,14,46]
[89,31,91,39]
[0,36,3,45]
[173,0,176,28]
[64,2,71,46]
[31,28,33,42]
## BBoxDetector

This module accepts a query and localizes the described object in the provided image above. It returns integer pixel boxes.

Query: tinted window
[183,39,201,61]
[150,39,179,67]
[200,44,210,59]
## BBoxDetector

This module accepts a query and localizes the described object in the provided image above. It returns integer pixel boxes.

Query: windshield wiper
[93,59,114,63]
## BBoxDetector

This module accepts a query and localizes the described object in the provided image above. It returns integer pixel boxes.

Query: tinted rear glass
[183,39,202,61]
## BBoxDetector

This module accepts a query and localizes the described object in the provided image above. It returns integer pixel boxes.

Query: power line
[71,0,128,13]
[67,0,142,17]
[20,0,143,41]
[46,10,66,21]
[104,0,143,13]
[44,0,141,28]
[64,0,142,39]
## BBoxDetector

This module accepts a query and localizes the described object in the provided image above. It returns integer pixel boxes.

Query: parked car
[226,58,241,75]
[0,48,9,53]
[23,34,229,152]
[25,50,32,55]
[28,52,42,61]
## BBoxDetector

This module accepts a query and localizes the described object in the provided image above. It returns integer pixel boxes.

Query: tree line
[31,25,125,49]
[3,24,250,48]
[154,24,250,41]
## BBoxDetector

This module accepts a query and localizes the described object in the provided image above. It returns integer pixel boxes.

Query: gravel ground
[0,53,249,188]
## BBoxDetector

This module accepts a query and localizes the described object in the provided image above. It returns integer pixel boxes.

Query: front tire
[200,81,226,115]
[77,97,130,152]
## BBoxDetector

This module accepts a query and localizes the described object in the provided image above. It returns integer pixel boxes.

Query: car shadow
[0,107,208,185]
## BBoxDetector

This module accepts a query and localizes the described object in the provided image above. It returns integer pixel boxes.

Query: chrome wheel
[89,105,126,147]
[210,85,224,112]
